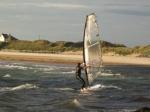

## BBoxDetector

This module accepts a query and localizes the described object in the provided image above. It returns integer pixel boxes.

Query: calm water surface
[0,60,150,112]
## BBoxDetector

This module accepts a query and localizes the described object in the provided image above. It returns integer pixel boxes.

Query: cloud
[105,9,150,17]
[36,3,88,9]
[104,3,134,7]
[0,2,88,9]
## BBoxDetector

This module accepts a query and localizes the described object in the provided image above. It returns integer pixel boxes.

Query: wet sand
[0,51,150,66]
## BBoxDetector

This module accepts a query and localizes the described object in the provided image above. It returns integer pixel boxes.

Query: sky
[0,0,150,46]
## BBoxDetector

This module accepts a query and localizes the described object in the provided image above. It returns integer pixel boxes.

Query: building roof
[1,33,9,39]
[1,33,18,41]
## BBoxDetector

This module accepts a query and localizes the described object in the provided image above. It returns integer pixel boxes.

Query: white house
[0,33,9,42]
[0,33,17,42]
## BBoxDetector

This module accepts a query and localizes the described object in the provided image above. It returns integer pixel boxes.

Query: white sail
[83,13,102,86]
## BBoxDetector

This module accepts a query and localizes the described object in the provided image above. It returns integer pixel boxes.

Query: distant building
[0,33,17,42]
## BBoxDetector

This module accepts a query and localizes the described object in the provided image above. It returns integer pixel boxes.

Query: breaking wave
[102,84,122,90]
[89,84,122,90]
[0,83,38,92]
[100,72,121,76]
[61,70,75,74]
[0,64,28,70]
[3,74,11,78]
[0,63,74,74]
[48,87,74,91]
[0,64,56,73]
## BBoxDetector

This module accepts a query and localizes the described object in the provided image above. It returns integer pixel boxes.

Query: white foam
[100,72,121,76]
[44,70,75,75]
[81,84,122,92]
[3,74,11,78]
[72,99,81,107]
[118,109,135,112]
[0,83,38,92]
[81,84,104,92]
[11,83,38,91]
[0,63,57,72]
[38,67,54,72]
[61,70,75,74]
[0,87,11,92]
[100,84,122,90]
[0,64,28,70]
[34,64,51,68]
[34,65,74,70]
[89,84,102,89]
[50,87,74,91]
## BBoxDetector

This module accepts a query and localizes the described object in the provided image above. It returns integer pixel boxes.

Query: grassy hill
[0,40,149,57]
[1,40,125,52]
[133,45,150,57]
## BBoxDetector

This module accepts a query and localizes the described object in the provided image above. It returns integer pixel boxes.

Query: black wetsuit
[76,64,86,89]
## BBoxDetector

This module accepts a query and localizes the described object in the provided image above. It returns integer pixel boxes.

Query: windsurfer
[75,63,86,89]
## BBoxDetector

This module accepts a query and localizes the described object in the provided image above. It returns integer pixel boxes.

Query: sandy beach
[0,51,150,66]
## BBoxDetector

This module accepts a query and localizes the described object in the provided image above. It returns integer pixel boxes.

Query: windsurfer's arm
[81,63,91,69]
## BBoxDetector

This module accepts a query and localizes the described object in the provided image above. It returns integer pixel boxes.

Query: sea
[0,60,149,112]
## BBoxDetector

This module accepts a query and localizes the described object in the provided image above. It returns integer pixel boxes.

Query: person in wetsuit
[75,63,86,89]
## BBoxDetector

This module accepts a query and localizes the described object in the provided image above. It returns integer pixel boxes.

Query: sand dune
[0,51,150,66]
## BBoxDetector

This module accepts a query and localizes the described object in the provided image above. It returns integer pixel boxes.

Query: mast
[83,15,90,87]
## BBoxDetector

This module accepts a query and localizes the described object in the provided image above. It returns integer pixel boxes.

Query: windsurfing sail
[83,13,102,87]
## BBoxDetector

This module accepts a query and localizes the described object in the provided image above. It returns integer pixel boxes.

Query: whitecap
[0,83,38,92]
[61,70,75,74]
[49,87,74,91]
[100,72,121,76]
[0,87,11,92]
[10,83,38,91]
[3,74,11,78]
[34,64,53,68]
[0,64,28,70]
[119,109,135,112]
[84,84,122,91]
[72,99,81,107]
[38,67,54,72]
[100,84,122,90]
[43,70,75,75]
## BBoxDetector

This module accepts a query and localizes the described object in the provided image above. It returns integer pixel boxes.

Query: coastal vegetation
[0,40,149,57]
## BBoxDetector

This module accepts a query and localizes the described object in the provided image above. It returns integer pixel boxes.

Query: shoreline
[0,51,150,66]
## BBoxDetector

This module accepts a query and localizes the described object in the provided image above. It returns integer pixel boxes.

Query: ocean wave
[0,64,29,70]
[0,87,11,92]
[133,107,150,112]
[0,63,75,74]
[103,85,122,90]
[118,109,135,112]
[89,84,122,90]
[133,96,150,102]
[72,99,81,107]
[38,67,55,72]
[3,74,11,78]
[100,72,121,77]
[80,84,122,92]
[34,64,74,70]
[0,83,38,92]
[61,70,75,74]
[34,64,51,68]
[58,98,82,110]
[48,87,74,91]
[11,83,38,91]
[0,64,56,72]
[43,70,75,75]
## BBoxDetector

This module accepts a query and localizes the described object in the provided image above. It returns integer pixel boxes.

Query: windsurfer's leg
[79,76,86,89]
[76,76,82,82]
